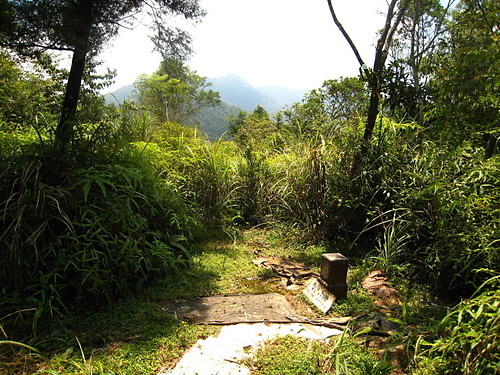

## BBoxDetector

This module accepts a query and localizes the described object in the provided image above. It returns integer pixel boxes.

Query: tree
[1,0,205,151]
[384,0,453,123]
[327,0,411,143]
[228,105,281,148]
[301,77,368,126]
[279,77,368,142]
[432,0,499,156]
[0,0,14,36]
[135,59,220,124]
[0,49,64,128]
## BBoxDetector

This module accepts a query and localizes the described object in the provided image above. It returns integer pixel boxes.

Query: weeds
[0,131,201,340]
[248,329,396,375]
[417,277,500,375]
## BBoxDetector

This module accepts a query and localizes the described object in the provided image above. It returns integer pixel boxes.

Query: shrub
[0,136,201,332]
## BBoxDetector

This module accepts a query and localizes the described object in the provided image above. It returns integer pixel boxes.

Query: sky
[99,0,389,93]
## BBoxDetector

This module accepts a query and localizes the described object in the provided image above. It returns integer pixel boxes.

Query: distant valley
[104,74,310,140]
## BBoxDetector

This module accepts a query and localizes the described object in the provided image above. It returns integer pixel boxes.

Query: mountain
[103,74,310,140]
[105,84,135,105]
[208,74,308,113]
[104,74,309,113]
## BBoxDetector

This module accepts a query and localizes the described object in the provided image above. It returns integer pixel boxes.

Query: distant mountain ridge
[104,74,309,113]
[105,84,135,105]
[208,74,308,113]
[104,74,310,140]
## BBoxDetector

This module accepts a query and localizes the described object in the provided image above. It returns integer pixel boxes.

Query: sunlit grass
[246,333,395,375]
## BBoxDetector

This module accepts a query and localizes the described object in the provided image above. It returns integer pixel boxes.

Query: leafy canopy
[2,0,205,54]
[135,58,220,124]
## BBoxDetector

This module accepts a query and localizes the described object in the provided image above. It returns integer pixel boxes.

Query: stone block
[320,253,348,299]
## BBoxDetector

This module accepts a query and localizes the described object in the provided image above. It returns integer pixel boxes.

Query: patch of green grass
[247,335,324,375]
[247,333,395,375]
[329,289,379,317]
[189,240,263,295]
[35,300,218,375]
[239,227,328,268]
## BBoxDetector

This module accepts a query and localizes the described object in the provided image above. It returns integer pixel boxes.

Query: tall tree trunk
[363,50,387,141]
[54,0,93,152]
[485,133,498,158]
[55,45,88,150]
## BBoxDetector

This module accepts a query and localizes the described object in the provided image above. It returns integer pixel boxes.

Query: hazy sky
[100,0,388,92]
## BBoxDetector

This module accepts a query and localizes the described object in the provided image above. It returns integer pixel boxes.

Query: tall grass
[0,116,201,339]
[415,277,500,375]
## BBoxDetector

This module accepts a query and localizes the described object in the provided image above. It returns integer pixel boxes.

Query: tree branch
[4,42,74,52]
[384,0,412,57]
[326,0,366,68]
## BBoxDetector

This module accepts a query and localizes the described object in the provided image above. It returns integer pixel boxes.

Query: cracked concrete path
[157,323,342,375]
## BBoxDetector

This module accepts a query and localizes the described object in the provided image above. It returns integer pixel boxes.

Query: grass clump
[415,278,500,375]
[248,332,396,375]
[249,335,324,375]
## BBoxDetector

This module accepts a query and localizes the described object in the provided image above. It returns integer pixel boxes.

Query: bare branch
[377,0,399,54]
[384,0,412,55]
[326,0,366,68]
[5,42,74,52]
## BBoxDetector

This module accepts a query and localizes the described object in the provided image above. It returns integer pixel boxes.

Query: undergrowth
[0,104,498,374]
[247,331,395,375]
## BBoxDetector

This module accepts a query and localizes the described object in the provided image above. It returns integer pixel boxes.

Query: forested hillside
[104,74,308,139]
[0,0,498,374]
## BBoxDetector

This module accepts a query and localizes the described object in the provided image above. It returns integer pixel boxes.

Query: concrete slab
[157,322,342,375]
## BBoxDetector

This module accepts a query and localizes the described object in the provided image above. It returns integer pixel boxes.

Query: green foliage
[0,50,61,129]
[328,289,378,317]
[192,101,240,141]
[417,278,500,374]
[2,1,204,57]
[385,0,448,123]
[250,335,324,375]
[266,146,338,240]
[382,59,427,121]
[248,333,395,375]
[77,52,117,124]
[0,130,201,334]
[400,144,500,296]
[183,140,239,225]
[113,100,157,142]
[41,309,215,375]
[229,105,284,149]
[430,0,500,147]
[296,77,368,131]
[234,146,270,225]
[0,1,15,36]
[135,59,220,124]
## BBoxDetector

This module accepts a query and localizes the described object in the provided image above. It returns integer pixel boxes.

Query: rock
[361,270,401,307]
[353,313,399,336]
